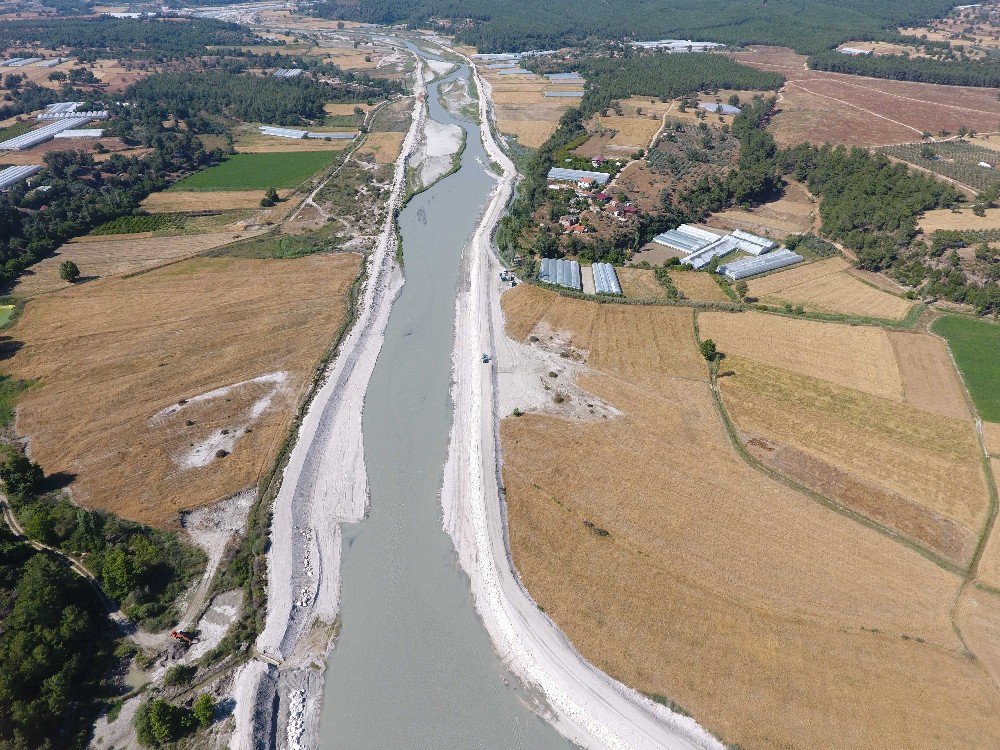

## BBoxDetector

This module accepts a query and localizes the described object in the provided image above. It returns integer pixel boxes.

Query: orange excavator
[170,630,195,646]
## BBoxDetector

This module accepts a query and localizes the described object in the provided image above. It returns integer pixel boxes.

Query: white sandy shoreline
[228,42,428,750]
[437,55,726,750]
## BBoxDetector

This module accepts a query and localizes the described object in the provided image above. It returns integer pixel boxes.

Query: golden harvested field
[500,285,1000,750]
[699,311,970,419]
[8,232,250,297]
[141,190,292,212]
[719,356,989,565]
[748,257,916,320]
[359,131,405,163]
[983,422,1000,457]
[233,128,353,153]
[919,206,1000,232]
[483,70,581,148]
[5,254,361,528]
[710,179,816,239]
[669,270,730,302]
[325,102,371,116]
[617,268,668,299]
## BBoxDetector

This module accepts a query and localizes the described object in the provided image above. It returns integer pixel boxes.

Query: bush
[59,260,81,283]
[193,693,216,728]
[135,698,196,747]
[0,447,44,499]
[163,664,196,687]
[699,338,717,361]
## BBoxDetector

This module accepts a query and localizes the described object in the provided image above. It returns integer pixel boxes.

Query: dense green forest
[809,50,1000,88]
[314,0,956,54]
[0,16,264,58]
[117,71,330,131]
[575,53,784,109]
[0,525,116,750]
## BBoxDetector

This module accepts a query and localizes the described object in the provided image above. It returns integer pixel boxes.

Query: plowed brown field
[500,285,1000,750]
[5,253,361,528]
[729,46,1000,147]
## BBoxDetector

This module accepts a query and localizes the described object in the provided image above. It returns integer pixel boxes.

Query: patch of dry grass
[499,285,998,750]
[920,207,1000,232]
[142,190,292,212]
[8,232,252,297]
[669,270,730,302]
[719,356,988,565]
[5,254,361,528]
[617,268,668,299]
[359,131,405,163]
[983,422,1000,457]
[749,257,916,320]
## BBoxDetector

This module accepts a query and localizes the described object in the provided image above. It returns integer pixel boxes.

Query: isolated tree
[0,447,44,499]
[260,187,279,207]
[699,339,717,361]
[59,260,80,283]
[734,279,749,298]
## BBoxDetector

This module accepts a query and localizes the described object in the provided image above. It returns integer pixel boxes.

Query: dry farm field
[7,232,251,297]
[499,285,1000,750]
[616,268,668,299]
[141,190,293,212]
[4,253,361,528]
[920,206,1000,232]
[670,270,730,302]
[729,47,1000,147]
[748,256,916,320]
[482,68,583,148]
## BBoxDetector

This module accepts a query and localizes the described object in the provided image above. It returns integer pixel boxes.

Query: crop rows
[881,141,1000,192]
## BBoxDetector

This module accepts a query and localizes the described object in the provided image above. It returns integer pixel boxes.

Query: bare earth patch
[141,190,293,212]
[359,131,406,163]
[5,253,361,528]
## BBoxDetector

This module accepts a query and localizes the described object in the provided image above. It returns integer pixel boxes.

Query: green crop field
[0,120,34,142]
[932,314,1000,422]
[168,152,339,191]
[90,213,184,235]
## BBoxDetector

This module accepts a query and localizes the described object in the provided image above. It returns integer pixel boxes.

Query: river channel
[317,54,576,749]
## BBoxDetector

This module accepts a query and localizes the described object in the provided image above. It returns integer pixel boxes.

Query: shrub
[59,260,80,283]
[163,664,196,687]
[192,694,216,728]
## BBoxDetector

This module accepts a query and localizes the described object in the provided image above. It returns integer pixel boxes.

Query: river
[316,55,576,749]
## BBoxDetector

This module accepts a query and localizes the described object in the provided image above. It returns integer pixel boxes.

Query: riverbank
[227,43,428,750]
[438,55,726,750]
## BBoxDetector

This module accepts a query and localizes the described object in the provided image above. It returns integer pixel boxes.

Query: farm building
[0,117,96,150]
[731,229,777,255]
[684,235,742,269]
[630,39,724,52]
[486,62,518,69]
[273,68,304,78]
[592,262,622,295]
[497,68,532,75]
[544,91,584,97]
[699,103,741,115]
[539,258,582,290]
[718,249,804,279]
[43,102,84,115]
[54,128,104,139]
[3,58,43,67]
[652,224,724,254]
[0,165,42,190]
[838,47,873,56]
[36,58,70,68]
[37,110,108,121]
[547,167,611,186]
[259,126,356,140]
[547,72,583,82]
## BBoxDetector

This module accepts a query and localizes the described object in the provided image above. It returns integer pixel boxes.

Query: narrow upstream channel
[317,59,576,748]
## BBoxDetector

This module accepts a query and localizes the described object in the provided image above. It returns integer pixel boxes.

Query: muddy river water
[317,54,575,749]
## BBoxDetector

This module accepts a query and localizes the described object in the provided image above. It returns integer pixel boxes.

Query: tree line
[0,16,265,59]
[809,49,1000,88]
